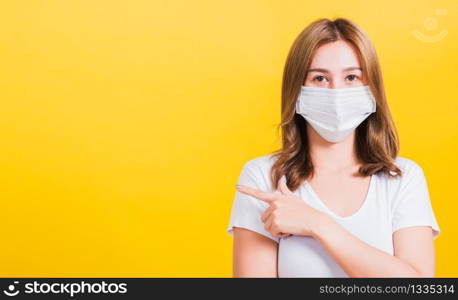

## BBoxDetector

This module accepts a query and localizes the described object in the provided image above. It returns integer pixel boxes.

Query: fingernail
[235,184,241,190]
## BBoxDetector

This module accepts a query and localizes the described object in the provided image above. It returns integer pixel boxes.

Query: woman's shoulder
[238,153,278,186]
[393,156,424,174]
[234,154,278,193]
[378,156,425,183]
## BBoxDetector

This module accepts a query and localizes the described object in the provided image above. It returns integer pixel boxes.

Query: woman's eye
[346,74,359,81]
[313,75,327,82]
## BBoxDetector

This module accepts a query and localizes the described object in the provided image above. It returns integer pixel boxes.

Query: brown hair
[269,17,402,191]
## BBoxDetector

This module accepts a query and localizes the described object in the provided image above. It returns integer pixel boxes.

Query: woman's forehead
[309,40,361,70]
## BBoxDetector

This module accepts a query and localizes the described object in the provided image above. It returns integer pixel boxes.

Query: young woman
[226,18,440,278]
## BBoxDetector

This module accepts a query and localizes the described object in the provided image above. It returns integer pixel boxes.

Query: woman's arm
[312,213,436,277]
[233,227,278,277]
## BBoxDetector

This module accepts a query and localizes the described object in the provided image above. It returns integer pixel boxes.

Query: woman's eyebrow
[307,67,362,73]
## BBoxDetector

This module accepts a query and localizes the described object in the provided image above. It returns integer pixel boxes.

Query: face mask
[295,85,377,143]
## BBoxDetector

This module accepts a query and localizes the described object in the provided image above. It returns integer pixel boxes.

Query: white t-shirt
[226,154,441,277]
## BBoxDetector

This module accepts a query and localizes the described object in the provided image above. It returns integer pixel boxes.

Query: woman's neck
[307,125,361,172]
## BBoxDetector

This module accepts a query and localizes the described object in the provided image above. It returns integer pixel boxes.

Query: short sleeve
[391,162,441,240]
[226,160,280,243]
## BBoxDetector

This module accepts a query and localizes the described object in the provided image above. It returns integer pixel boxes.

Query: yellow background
[0,0,456,277]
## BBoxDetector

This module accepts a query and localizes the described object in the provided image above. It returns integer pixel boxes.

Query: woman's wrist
[310,210,334,239]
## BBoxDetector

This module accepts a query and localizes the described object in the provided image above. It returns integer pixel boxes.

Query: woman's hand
[236,176,324,239]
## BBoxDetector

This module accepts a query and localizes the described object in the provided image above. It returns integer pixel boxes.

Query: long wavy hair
[269,17,402,191]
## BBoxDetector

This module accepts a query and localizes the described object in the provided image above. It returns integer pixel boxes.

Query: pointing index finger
[236,185,277,204]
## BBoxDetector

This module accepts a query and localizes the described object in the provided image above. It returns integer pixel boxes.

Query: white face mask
[295,85,376,143]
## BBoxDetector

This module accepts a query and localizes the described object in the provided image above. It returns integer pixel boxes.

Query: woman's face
[304,40,365,89]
